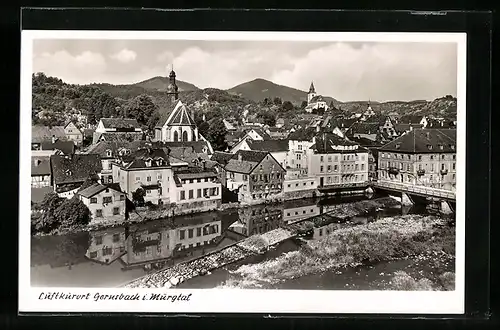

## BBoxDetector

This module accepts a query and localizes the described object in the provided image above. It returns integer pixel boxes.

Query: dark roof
[31,159,51,176]
[156,100,196,128]
[400,115,425,124]
[163,141,211,154]
[224,150,269,174]
[435,128,456,141]
[77,183,122,198]
[86,140,150,158]
[92,131,145,144]
[100,118,141,129]
[363,114,390,125]
[288,127,317,141]
[32,125,66,143]
[174,167,218,180]
[348,122,380,135]
[117,148,171,170]
[50,154,102,185]
[395,123,423,133]
[427,119,454,129]
[330,117,358,129]
[247,139,289,152]
[309,95,324,103]
[348,137,384,148]
[211,151,234,166]
[83,128,95,138]
[40,139,75,155]
[379,129,456,153]
[312,133,366,154]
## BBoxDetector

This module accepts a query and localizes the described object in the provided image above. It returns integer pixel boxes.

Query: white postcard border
[19,30,467,314]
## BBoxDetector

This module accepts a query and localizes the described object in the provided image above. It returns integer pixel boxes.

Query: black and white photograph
[20,30,466,314]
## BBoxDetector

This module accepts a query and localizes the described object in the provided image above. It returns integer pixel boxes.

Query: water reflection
[31,192,425,287]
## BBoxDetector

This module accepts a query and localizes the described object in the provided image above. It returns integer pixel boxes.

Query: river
[31,192,434,288]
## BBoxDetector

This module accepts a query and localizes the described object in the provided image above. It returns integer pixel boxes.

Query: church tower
[307,81,316,104]
[166,65,179,103]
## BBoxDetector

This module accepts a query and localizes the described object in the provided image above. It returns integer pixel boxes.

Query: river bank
[213,214,455,289]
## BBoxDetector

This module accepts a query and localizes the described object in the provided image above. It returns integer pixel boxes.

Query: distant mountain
[133,76,199,92]
[227,78,339,105]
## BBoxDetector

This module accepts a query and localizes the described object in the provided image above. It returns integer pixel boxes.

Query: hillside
[227,78,339,105]
[133,76,199,92]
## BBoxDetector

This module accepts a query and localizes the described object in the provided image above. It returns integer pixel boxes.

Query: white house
[76,183,126,221]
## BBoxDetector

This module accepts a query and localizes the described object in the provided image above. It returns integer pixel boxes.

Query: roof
[309,95,325,103]
[379,129,456,153]
[31,158,51,176]
[312,133,367,154]
[40,139,75,155]
[288,127,317,141]
[64,121,83,134]
[348,137,384,148]
[224,150,269,174]
[77,183,122,199]
[400,115,425,124]
[162,141,211,155]
[92,131,145,144]
[247,139,289,152]
[50,154,102,185]
[348,122,380,135]
[83,128,95,138]
[156,100,195,128]
[211,151,234,166]
[32,125,66,143]
[100,118,141,129]
[85,140,150,158]
[174,167,218,180]
[395,123,423,132]
[117,147,171,170]
[248,128,271,140]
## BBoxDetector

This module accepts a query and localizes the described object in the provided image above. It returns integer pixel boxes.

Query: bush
[438,272,455,291]
[54,196,91,227]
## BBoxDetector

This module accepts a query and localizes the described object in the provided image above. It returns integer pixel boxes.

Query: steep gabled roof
[156,100,195,128]
[32,125,66,143]
[31,158,51,176]
[400,115,425,124]
[247,139,289,152]
[312,132,366,154]
[100,118,141,129]
[77,183,122,199]
[288,127,317,141]
[118,147,171,170]
[50,154,102,185]
[85,140,150,158]
[211,151,234,166]
[379,129,456,153]
[347,122,380,135]
[224,150,269,174]
[40,139,75,155]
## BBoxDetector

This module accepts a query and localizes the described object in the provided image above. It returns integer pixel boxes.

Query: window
[418,155,422,161]
[180,191,185,200]
[112,233,120,242]
[135,176,140,181]
[431,164,434,172]
[96,209,103,217]
[107,163,112,170]
[441,164,446,170]
[297,154,301,160]
[147,176,151,182]
[180,230,185,240]
[120,194,125,201]
[95,236,103,245]
[328,156,332,162]
[319,228,323,236]
[196,227,201,236]
[197,189,202,198]
[453,155,456,160]
[189,190,194,199]
[89,251,97,259]
[113,207,119,215]
[90,197,97,204]
[287,184,291,188]
[158,174,162,180]
[298,145,303,150]
[320,156,324,162]
[102,247,112,256]
[355,164,359,171]
[430,155,434,160]
[327,165,332,172]
[320,166,324,172]
[103,196,112,204]
[189,179,194,184]
[188,229,194,238]
[453,163,456,170]
[441,155,445,160]
[361,164,365,170]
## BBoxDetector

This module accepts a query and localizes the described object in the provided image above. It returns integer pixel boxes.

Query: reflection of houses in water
[230,204,284,237]
[85,227,127,265]
[283,200,323,224]
[85,217,224,271]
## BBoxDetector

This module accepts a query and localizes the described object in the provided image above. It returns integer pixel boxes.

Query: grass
[390,271,455,291]
[222,214,455,286]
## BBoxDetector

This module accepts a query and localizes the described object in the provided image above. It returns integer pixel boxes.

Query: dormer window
[106,149,112,157]
[439,145,444,150]
[145,158,152,167]
[395,143,401,149]
[450,145,455,150]
[65,169,72,176]
[156,157,164,166]
[427,145,433,150]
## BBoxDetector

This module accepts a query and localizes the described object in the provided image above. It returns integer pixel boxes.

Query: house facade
[224,150,286,204]
[230,138,289,170]
[172,167,222,213]
[85,227,127,265]
[64,121,83,145]
[286,128,316,178]
[308,133,369,187]
[377,129,457,191]
[77,183,126,221]
[31,158,51,188]
[155,100,200,143]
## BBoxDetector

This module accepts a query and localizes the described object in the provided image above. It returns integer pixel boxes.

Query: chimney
[51,135,56,144]
[238,153,243,162]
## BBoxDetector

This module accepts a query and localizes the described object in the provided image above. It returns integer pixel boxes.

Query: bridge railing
[374,181,455,200]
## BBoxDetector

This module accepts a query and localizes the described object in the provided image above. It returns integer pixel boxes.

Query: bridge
[372,181,456,214]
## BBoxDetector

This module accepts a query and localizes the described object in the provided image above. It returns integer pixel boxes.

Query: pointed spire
[309,81,316,93]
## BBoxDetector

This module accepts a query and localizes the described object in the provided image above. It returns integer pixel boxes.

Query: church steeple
[166,64,179,103]
[309,81,316,93]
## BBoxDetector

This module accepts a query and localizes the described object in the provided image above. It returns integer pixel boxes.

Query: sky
[32,39,457,102]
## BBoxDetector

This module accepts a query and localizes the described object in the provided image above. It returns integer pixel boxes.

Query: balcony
[388,167,400,175]
[417,169,425,176]
[440,169,448,175]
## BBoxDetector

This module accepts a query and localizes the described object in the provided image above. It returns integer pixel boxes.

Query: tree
[132,188,146,206]
[55,196,91,227]
[33,192,65,233]
[301,100,308,109]
[281,100,294,112]
[257,110,276,127]
[273,97,282,106]
[206,117,228,151]
[124,94,158,126]
[198,121,210,138]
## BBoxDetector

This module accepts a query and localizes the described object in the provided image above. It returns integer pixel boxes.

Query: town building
[50,154,102,198]
[265,127,289,140]
[155,100,200,143]
[31,125,67,150]
[31,158,51,188]
[377,129,457,191]
[308,132,370,188]
[223,150,286,204]
[93,118,144,144]
[400,115,428,128]
[76,182,126,221]
[230,204,283,237]
[305,81,329,113]
[64,121,83,145]
[286,128,317,178]
[229,138,289,169]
